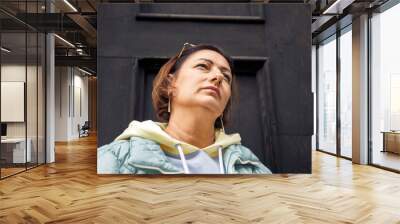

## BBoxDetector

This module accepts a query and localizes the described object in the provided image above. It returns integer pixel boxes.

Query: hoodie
[114,120,242,174]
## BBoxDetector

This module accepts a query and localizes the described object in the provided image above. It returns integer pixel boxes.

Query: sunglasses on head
[177,42,197,58]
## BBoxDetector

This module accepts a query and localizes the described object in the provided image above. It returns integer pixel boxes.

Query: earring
[168,98,171,113]
[220,114,225,133]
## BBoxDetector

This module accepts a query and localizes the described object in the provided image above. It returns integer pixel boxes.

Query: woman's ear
[167,73,176,96]
[167,73,176,82]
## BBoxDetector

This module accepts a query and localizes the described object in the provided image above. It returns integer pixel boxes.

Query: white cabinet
[1,138,32,163]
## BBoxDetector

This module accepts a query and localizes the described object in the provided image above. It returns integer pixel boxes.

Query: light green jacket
[98,136,272,174]
[97,120,272,174]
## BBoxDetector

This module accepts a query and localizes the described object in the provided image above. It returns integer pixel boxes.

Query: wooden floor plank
[0,134,400,223]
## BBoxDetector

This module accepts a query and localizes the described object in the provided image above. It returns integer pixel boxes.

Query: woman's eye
[224,74,231,82]
[197,64,208,69]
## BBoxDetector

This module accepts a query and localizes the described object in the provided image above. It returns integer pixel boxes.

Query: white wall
[69,70,89,139]
[1,64,41,138]
[55,66,89,141]
[55,67,69,141]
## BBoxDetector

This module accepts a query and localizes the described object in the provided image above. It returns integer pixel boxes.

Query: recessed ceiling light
[63,0,78,12]
[1,47,11,53]
[322,0,354,15]
[78,67,93,76]
[54,34,75,48]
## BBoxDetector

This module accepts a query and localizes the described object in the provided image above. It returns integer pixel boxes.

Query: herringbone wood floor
[1,134,400,224]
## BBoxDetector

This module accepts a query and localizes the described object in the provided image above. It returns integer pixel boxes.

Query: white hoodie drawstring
[176,144,190,174]
[218,145,225,174]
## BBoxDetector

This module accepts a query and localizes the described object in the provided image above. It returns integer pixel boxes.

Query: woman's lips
[202,86,220,98]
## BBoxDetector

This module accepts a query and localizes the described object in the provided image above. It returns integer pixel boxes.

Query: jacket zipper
[131,163,184,174]
[227,158,262,173]
[235,158,262,166]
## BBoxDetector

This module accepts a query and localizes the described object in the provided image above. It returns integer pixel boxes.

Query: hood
[115,120,241,158]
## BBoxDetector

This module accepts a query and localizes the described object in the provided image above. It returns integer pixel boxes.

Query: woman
[97,43,272,174]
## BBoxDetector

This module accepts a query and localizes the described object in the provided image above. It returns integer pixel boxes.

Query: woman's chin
[197,98,224,112]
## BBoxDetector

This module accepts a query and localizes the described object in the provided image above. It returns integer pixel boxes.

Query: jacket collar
[125,136,260,174]
[115,120,241,158]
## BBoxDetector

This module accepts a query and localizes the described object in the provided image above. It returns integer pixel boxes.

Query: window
[0,1,47,179]
[370,3,400,171]
[316,25,353,159]
[312,45,317,150]
[339,27,352,158]
[317,36,337,154]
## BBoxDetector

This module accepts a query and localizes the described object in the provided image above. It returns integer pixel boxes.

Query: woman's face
[170,49,233,117]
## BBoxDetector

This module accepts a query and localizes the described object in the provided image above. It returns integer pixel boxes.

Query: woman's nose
[211,70,223,86]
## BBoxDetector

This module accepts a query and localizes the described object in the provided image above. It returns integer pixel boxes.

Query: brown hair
[152,44,237,129]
